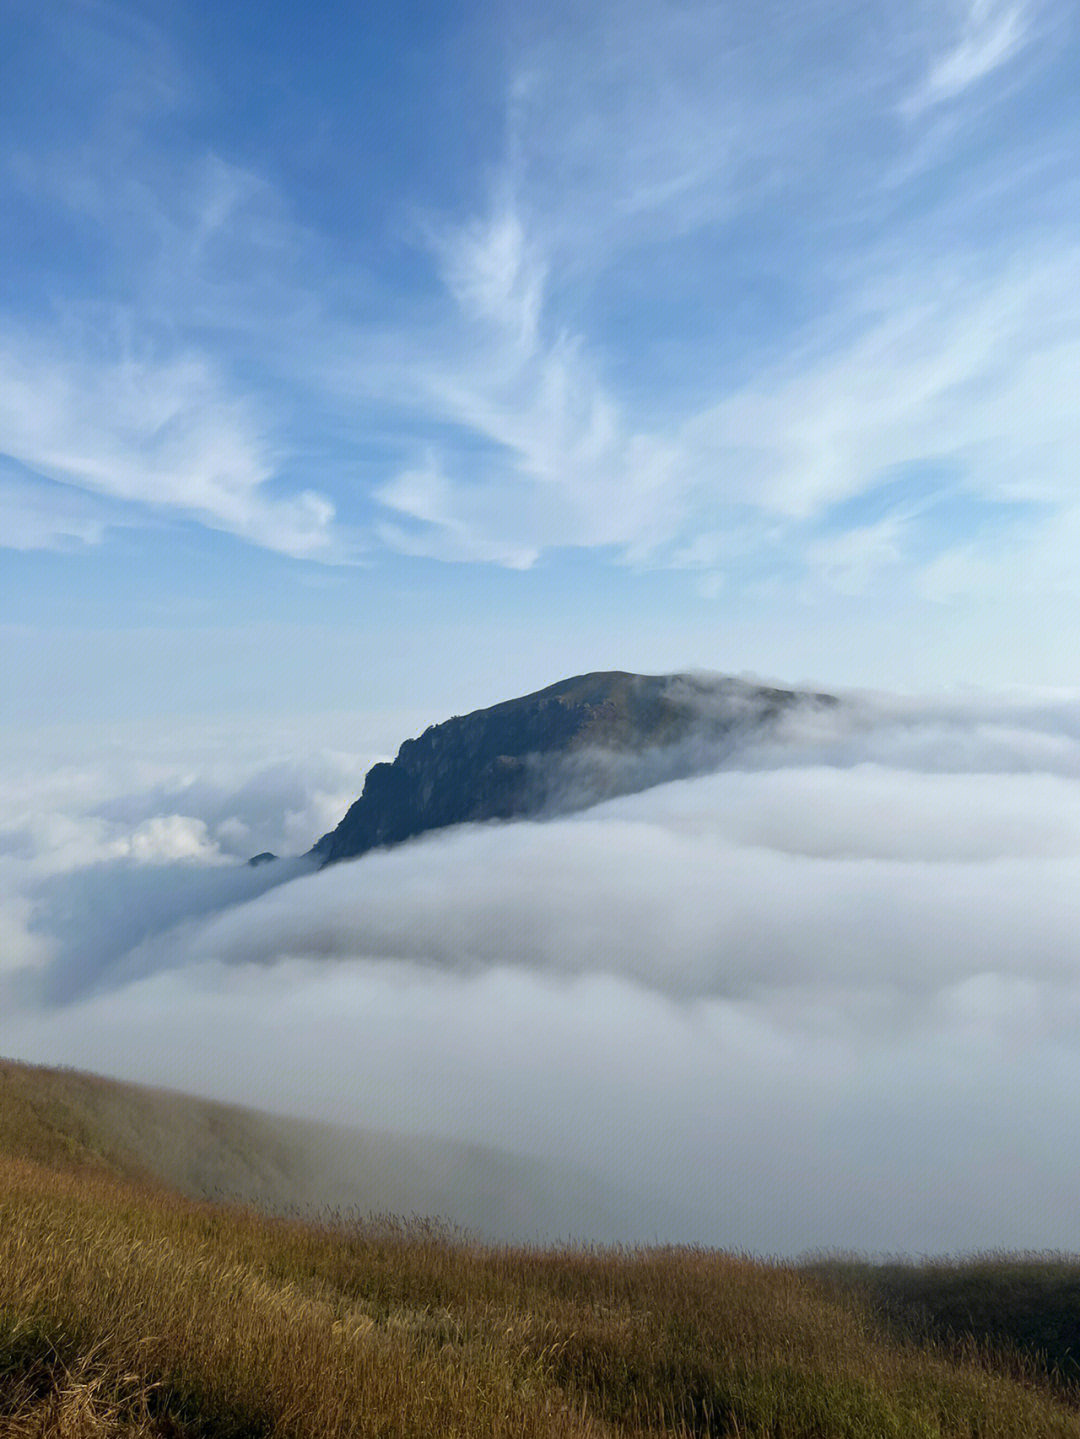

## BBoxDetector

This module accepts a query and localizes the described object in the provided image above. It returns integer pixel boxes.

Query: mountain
[311,669,835,866]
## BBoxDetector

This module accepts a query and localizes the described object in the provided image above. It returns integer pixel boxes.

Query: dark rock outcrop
[311,670,835,867]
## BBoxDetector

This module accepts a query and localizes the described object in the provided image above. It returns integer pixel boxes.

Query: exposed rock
[311,670,835,867]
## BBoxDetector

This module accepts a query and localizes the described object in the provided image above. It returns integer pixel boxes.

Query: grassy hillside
[4,1057,1080,1437]
[0,1055,299,1190]
[0,1057,631,1243]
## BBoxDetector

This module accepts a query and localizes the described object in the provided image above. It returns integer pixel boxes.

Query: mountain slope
[313,669,834,866]
[0,1056,640,1242]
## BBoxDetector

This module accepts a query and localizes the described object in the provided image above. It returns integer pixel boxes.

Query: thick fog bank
[4,688,1080,1253]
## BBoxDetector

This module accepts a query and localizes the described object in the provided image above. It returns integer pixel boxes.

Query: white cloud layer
[5,688,1080,1253]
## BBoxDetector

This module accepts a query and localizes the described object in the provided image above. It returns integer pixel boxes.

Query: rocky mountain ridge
[310,669,835,867]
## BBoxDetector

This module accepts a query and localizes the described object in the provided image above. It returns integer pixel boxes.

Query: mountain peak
[310,670,834,868]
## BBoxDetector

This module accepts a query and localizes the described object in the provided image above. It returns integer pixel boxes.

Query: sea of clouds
[4,683,1080,1255]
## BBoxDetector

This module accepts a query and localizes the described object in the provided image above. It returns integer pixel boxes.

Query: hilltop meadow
[4,1057,1080,1439]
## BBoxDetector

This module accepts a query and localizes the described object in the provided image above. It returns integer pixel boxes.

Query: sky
[3,0,1080,723]
[4,1,1080,1256]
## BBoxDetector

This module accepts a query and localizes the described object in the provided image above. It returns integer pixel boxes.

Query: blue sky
[3,0,1079,723]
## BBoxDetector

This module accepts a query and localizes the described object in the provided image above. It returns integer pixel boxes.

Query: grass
[0,1055,297,1190]
[5,1057,1080,1436]
[808,1254,1080,1390]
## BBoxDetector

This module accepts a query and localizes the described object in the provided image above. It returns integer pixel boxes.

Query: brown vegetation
[4,1057,1080,1437]
[7,1153,1080,1437]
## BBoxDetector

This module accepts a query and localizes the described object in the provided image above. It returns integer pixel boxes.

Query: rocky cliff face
[311,670,835,867]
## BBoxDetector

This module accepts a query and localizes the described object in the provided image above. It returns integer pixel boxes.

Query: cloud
[359,0,1077,582]
[375,454,541,569]
[6,688,1080,1251]
[369,191,695,566]
[160,757,1080,1005]
[1,6,341,561]
[0,332,339,559]
[371,237,1080,595]
[0,464,111,551]
[684,250,1080,521]
[917,498,1080,603]
[906,0,1035,114]
[0,715,387,990]
[805,514,909,595]
[439,204,547,352]
[4,0,1075,589]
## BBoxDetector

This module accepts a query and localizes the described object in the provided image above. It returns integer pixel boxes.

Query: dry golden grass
[3,1150,1080,1438]
[4,1056,1080,1437]
[808,1254,1080,1392]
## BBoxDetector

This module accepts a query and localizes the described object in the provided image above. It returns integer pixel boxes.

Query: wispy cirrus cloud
[687,250,1080,517]
[1,6,344,561]
[361,0,1076,588]
[905,0,1037,113]
[372,202,689,565]
[0,332,339,559]
[373,212,1080,599]
[0,464,111,551]
[2,0,1075,597]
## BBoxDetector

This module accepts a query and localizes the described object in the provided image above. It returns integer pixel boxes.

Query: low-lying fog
[4,684,1080,1254]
